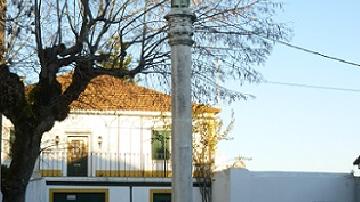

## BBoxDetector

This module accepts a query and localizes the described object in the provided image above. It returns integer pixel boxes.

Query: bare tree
[0,0,290,201]
[193,106,234,202]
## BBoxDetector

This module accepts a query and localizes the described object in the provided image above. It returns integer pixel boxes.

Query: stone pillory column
[165,0,195,202]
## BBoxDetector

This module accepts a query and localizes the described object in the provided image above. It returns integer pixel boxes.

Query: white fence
[212,168,358,202]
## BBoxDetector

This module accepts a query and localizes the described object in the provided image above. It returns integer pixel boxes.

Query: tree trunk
[1,124,42,202]
[0,0,5,63]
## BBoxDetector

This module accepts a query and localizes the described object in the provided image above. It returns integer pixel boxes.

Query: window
[150,189,171,202]
[9,128,15,158]
[152,130,170,160]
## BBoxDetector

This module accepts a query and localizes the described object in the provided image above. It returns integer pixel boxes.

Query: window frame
[151,129,171,161]
[9,128,15,158]
[149,189,171,202]
[49,188,109,202]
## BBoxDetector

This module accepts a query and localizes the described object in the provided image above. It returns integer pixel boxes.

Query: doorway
[50,189,108,202]
[150,189,171,202]
[67,136,89,177]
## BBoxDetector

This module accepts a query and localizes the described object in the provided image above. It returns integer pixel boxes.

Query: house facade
[1,74,219,202]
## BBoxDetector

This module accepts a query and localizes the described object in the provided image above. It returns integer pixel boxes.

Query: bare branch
[34,0,44,61]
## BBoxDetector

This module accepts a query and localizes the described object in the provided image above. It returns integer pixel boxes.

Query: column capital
[165,8,196,47]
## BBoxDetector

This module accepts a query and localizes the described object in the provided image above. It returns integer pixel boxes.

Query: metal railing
[39,151,173,178]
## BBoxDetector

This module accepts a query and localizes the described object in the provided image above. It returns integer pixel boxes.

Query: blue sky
[217,0,360,172]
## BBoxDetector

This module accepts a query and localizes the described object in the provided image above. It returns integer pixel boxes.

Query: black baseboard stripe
[46,180,203,187]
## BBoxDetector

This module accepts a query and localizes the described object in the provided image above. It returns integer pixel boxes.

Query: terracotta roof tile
[57,73,220,113]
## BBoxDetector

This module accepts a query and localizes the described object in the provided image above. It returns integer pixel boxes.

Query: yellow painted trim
[40,169,203,178]
[95,170,172,178]
[149,189,171,202]
[94,169,206,178]
[40,170,63,177]
[49,188,109,202]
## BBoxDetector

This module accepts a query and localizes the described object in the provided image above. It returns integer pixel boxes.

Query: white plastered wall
[39,111,172,175]
[213,168,356,202]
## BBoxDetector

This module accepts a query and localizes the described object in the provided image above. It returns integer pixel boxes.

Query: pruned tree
[0,0,290,201]
[193,106,234,202]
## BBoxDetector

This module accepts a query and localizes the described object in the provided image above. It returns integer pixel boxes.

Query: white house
[5,74,357,202]
[1,74,219,202]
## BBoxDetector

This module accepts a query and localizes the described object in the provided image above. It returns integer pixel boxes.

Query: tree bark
[0,0,5,63]
[2,124,42,202]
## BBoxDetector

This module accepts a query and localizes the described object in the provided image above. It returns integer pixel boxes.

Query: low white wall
[110,187,130,202]
[355,178,360,202]
[25,178,47,202]
[25,180,202,202]
[24,169,357,202]
[212,170,230,202]
[213,168,356,202]
[132,187,201,202]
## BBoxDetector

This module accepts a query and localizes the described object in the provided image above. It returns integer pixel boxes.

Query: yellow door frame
[149,189,171,202]
[49,188,109,202]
